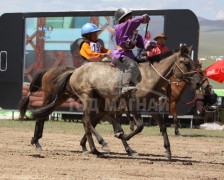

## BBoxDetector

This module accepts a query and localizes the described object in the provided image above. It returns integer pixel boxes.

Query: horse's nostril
[196,83,201,89]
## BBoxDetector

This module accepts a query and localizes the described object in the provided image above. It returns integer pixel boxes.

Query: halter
[195,68,210,88]
[171,54,199,84]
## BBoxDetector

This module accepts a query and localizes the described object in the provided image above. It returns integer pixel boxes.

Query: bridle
[171,67,210,105]
[171,54,200,84]
[150,53,199,85]
[195,68,210,88]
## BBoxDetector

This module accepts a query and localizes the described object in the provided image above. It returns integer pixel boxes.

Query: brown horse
[19,66,76,120]
[19,66,112,153]
[19,66,79,149]
[31,45,201,160]
[165,68,210,135]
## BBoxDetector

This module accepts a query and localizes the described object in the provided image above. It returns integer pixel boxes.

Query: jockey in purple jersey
[111,7,156,95]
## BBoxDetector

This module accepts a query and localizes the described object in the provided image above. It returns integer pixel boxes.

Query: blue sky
[0,0,224,20]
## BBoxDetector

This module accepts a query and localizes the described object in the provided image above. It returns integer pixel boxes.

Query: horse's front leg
[80,114,110,153]
[31,119,45,150]
[170,102,181,136]
[110,114,139,158]
[173,116,181,136]
[80,113,88,153]
[122,112,144,141]
[152,114,172,160]
[119,101,144,141]
[121,139,139,158]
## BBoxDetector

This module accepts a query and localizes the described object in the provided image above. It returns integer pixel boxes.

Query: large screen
[23,15,165,111]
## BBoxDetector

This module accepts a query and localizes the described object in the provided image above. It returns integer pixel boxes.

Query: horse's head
[171,45,201,90]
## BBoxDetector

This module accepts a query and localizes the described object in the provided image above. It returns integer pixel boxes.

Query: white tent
[216,58,223,61]
[199,57,206,61]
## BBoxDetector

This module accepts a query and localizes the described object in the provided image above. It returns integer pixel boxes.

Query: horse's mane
[147,50,174,63]
[145,44,190,64]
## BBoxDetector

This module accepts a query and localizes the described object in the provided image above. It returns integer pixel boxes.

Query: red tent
[205,60,224,83]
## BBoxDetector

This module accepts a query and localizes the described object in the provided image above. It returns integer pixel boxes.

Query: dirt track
[0,127,224,179]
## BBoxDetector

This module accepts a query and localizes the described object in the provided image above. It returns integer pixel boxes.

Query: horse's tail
[31,70,74,120]
[18,70,48,120]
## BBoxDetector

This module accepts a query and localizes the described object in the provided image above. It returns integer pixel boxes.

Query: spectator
[147,32,169,57]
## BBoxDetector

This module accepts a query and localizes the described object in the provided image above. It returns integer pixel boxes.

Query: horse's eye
[179,58,185,63]
[183,59,189,65]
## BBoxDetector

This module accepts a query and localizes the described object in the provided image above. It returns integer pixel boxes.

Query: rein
[150,63,171,84]
[174,63,198,76]
[180,93,199,105]
[149,53,197,84]
[149,54,179,84]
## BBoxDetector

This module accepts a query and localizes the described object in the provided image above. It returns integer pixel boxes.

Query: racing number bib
[90,42,101,53]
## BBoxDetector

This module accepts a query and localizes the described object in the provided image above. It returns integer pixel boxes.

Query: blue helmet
[81,23,101,36]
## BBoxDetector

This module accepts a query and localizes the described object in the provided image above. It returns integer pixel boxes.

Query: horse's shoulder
[138,63,149,72]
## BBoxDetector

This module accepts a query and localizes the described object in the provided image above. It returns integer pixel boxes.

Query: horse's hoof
[102,144,110,153]
[81,147,88,153]
[30,138,36,145]
[131,152,139,158]
[35,146,42,151]
[31,138,42,150]
[166,151,172,161]
[35,142,42,150]
[97,153,105,158]
[126,147,139,158]
[82,150,90,155]
[114,132,124,139]
[91,149,102,156]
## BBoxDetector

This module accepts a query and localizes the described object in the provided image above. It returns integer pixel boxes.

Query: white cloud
[215,10,224,20]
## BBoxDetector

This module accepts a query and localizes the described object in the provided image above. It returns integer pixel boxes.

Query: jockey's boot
[121,72,137,95]
[121,85,137,95]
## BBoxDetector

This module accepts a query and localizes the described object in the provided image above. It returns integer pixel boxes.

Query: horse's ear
[180,44,189,56]
[187,45,193,52]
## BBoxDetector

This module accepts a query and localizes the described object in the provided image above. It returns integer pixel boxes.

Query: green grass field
[199,30,224,58]
[0,119,224,138]
[198,29,224,89]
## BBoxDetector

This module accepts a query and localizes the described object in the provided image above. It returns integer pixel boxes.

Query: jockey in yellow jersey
[80,23,111,64]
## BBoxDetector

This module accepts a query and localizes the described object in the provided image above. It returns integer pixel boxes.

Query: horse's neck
[152,53,177,78]
[137,53,179,98]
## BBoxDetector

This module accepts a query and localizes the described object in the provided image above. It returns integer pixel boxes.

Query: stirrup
[121,86,137,94]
